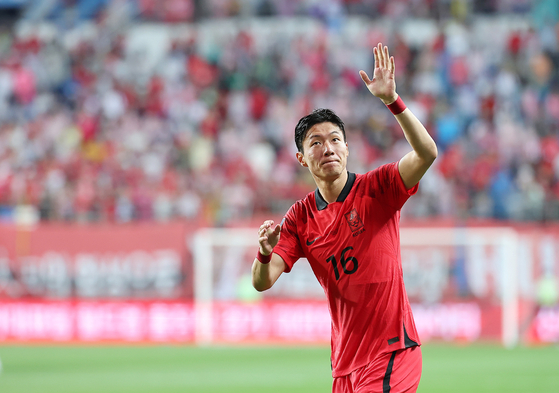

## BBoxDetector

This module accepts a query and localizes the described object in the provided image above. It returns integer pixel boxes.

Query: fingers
[374,43,385,69]
[258,220,274,232]
[384,45,390,69]
[374,43,392,71]
[258,220,280,239]
[258,221,281,253]
[390,56,395,75]
[359,70,371,84]
[258,220,273,238]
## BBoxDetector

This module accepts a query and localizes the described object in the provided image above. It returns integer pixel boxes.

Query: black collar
[315,172,356,211]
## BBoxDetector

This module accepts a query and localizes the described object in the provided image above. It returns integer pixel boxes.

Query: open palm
[359,43,397,104]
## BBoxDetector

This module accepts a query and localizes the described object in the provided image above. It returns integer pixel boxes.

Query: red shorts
[332,346,422,393]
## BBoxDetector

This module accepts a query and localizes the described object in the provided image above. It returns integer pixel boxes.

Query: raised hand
[359,43,398,105]
[258,220,281,256]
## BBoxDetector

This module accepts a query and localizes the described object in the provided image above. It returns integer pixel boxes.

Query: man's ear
[296,152,308,167]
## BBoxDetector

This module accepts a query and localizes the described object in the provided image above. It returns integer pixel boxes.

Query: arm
[252,220,288,292]
[393,105,438,189]
[359,43,437,189]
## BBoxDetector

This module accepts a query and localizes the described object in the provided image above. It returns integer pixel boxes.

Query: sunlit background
[0,0,558,392]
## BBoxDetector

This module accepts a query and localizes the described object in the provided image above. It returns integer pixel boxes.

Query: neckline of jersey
[314,172,356,211]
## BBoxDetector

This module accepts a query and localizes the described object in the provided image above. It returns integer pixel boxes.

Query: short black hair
[294,108,346,153]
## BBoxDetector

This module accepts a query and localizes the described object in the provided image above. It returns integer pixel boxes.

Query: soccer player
[252,43,437,393]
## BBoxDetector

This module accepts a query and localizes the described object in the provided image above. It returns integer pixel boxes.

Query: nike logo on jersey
[306,236,322,246]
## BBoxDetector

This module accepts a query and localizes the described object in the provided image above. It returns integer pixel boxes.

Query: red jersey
[273,162,421,377]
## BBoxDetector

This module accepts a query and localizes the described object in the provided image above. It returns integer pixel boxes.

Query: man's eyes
[310,137,340,146]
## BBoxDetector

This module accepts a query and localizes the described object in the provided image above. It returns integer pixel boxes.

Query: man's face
[296,122,349,181]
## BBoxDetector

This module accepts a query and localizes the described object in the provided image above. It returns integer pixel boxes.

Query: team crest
[344,208,364,232]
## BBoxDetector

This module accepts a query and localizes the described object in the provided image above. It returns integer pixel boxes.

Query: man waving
[252,43,437,393]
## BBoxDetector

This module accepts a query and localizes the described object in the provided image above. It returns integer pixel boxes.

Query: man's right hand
[258,220,281,256]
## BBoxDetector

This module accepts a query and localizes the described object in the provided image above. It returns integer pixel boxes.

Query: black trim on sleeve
[383,351,397,393]
[315,172,356,211]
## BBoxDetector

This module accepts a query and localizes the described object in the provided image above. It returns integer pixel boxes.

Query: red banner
[0,300,490,344]
[0,221,558,344]
[0,300,194,342]
[0,222,194,299]
[534,307,559,343]
[1,299,557,344]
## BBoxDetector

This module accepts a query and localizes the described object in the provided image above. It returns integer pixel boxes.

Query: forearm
[252,258,274,291]
[251,253,285,292]
[384,96,438,188]
[393,106,438,164]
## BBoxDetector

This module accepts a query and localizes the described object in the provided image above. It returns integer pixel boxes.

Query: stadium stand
[0,0,558,224]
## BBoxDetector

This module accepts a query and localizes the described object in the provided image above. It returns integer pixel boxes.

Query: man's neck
[315,170,349,204]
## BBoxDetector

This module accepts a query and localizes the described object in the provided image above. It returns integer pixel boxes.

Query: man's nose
[324,142,334,155]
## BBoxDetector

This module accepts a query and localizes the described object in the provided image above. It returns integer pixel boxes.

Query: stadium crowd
[0,0,558,224]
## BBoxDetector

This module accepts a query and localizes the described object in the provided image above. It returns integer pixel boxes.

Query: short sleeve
[273,204,305,273]
[366,161,418,211]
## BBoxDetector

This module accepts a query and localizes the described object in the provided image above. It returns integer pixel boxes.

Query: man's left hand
[359,43,398,105]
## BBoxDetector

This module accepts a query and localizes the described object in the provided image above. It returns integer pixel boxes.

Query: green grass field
[0,343,558,392]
